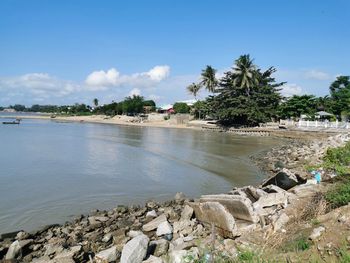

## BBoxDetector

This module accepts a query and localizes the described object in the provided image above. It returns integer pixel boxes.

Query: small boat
[2,119,21,125]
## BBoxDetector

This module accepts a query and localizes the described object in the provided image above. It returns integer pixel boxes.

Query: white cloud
[280,84,302,97]
[145,65,170,81]
[0,73,80,98]
[85,68,119,88]
[85,65,170,89]
[304,70,330,80]
[128,88,141,97]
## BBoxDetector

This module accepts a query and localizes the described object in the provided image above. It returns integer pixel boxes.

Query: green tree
[93,98,99,107]
[211,55,283,126]
[232,54,259,96]
[122,95,144,115]
[277,95,317,119]
[329,76,350,117]
[173,102,190,114]
[187,83,201,99]
[200,65,218,93]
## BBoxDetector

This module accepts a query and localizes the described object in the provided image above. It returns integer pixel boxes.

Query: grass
[326,177,350,208]
[323,141,350,176]
[282,234,311,253]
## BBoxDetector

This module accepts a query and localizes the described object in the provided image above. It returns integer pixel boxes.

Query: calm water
[0,117,282,233]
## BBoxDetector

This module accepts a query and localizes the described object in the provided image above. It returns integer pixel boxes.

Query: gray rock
[150,239,169,257]
[102,233,112,243]
[174,192,186,202]
[5,240,21,260]
[169,250,187,263]
[309,226,326,240]
[143,255,163,263]
[53,245,81,263]
[128,230,143,238]
[180,205,194,221]
[156,221,173,236]
[121,234,149,263]
[5,239,33,260]
[142,214,167,232]
[146,210,157,218]
[272,213,290,232]
[95,246,118,263]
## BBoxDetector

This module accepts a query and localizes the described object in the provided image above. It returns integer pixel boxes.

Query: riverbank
[1,131,349,262]
[0,114,343,140]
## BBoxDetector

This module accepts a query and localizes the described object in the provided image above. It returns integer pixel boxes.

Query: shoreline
[1,116,348,262]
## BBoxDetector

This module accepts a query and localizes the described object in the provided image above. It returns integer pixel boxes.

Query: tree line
[188,54,350,126]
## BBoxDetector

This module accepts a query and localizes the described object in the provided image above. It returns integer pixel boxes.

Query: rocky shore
[1,133,349,263]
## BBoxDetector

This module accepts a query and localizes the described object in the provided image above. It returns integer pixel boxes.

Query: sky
[0,0,349,107]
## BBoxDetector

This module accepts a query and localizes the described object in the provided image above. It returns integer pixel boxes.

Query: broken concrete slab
[200,194,259,223]
[190,201,238,237]
[253,192,288,209]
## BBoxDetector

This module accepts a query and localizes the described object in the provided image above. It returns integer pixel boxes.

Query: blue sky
[0,0,349,106]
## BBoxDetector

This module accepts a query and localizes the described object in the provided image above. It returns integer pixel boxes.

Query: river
[0,117,282,233]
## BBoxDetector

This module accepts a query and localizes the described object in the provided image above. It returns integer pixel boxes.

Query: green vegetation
[173,102,190,114]
[323,142,350,176]
[187,54,350,126]
[326,178,350,208]
[282,235,311,252]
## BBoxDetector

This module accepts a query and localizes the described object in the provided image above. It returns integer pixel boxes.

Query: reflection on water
[0,118,282,233]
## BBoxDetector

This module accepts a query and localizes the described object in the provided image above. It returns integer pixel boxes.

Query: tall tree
[187,83,201,99]
[232,54,259,96]
[93,98,99,107]
[200,65,218,93]
[211,55,283,126]
[329,76,350,117]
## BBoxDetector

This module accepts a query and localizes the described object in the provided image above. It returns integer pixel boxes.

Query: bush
[173,102,190,114]
[323,142,350,176]
[326,178,350,208]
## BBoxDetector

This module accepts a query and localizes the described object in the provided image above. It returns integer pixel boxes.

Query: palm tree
[200,65,218,93]
[187,83,201,99]
[232,54,259,96]
[93,98,99,107]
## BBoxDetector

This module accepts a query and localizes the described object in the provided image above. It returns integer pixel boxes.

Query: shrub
[326,178,350,208]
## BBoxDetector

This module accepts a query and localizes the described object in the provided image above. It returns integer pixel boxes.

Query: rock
[146,201,157,209]
[272,213,290,232]
[120,234,149,263]
[190,201,238,237]
[174,192,186,202]
[5,239,33,260]
[253,192,288,209]
[173,220,194,234]
[200,194,259,223]
[262,168,305,190]
[53,245,81,263]
[128,230,143,238]
[262,184,286,194]
[156,221,173,236]
[180,205,194,221]
[142,214,167,232]
[149,239,169,257]
[95,246,119,263]
[16,231,30,240]
[5,240,21,260]
[169,250,187,263]
[309,226,326,241]
[143,255,163,263]
[0,230,22,240]
[146,210,157,218]
[102,233,112,243]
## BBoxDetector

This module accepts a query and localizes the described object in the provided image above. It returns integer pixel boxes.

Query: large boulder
[253,192,288,209]
[190,201,238,237]
[262,168,306,190]
[120,234,149,263]
[200,194,259,223]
